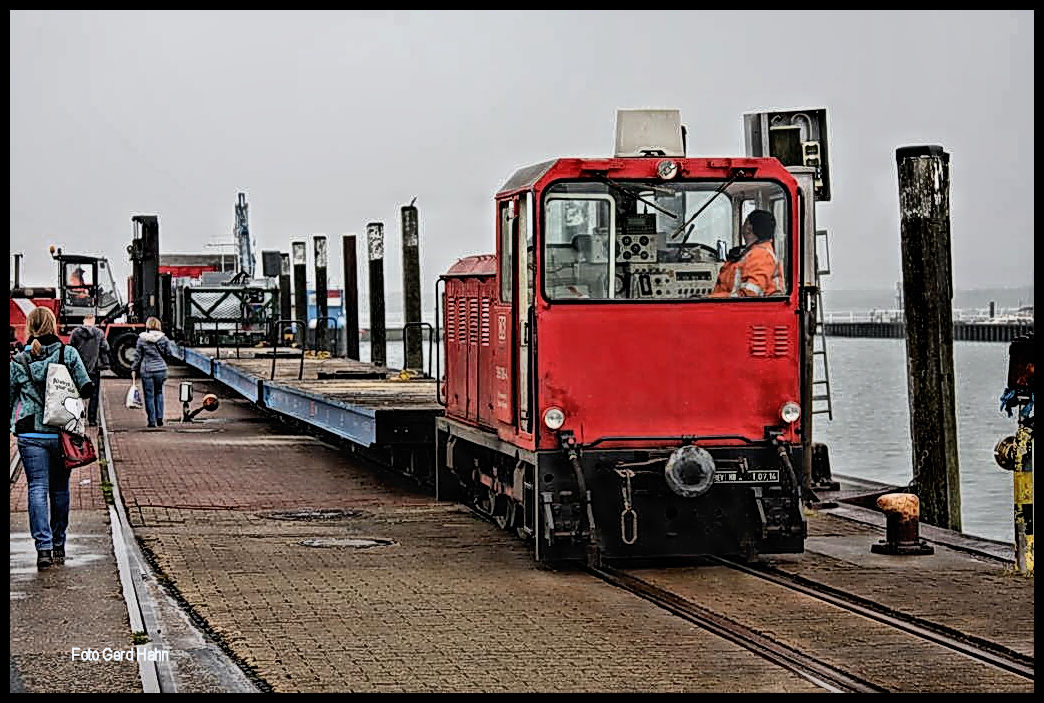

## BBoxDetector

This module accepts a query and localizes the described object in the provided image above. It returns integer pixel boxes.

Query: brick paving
[103,371,820,693]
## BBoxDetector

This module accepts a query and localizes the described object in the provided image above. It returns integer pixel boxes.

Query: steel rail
[586,564,885,693]
[711,555,1034,680]
[98,400,175,692]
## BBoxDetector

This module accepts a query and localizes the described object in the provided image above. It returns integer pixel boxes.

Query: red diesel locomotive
[437,110,826,564]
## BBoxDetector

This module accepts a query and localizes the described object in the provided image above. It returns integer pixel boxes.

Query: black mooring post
[896,144,961,532]
[367,222,387,368]
[279,253,291,342]
[343,234,360,360]
[314,235,328,354]
[401,203,423,371]
[292,242,308,349]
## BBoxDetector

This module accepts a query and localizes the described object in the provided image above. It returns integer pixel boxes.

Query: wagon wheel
[493,494,514,530]
[475,485,494,517]
[109,331,138,379]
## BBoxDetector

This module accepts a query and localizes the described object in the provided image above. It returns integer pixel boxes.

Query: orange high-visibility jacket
[709,240,783,297]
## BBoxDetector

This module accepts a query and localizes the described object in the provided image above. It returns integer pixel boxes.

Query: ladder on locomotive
[811,229,833,420]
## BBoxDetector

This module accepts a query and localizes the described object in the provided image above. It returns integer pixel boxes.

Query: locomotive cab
[438,110,823,565]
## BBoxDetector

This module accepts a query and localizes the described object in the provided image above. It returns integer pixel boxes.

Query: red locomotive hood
[534,301,801,448]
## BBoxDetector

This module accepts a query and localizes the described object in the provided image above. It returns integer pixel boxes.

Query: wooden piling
[367,222,387,367]
[292,241,308,348]
[342,234,360,360]
[279,253,292,334]
[401,203,423,370]
[896,145,961,531]
[314,235,328,354]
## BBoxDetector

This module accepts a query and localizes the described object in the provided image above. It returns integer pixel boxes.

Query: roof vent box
[614,109,685,158]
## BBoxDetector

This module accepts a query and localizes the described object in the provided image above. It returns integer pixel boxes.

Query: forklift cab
[54,252,122,325]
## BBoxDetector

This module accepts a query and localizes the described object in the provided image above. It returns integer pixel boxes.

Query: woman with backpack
[131,316,173,428]
[9,306,93,569]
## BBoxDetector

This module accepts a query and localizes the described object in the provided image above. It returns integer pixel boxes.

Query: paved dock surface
[10,364,1034,693]
[9,442,143,693]
[100,371,824,693]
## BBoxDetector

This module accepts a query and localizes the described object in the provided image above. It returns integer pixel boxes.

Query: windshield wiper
[668,169,747,240]
[597,177,678,219]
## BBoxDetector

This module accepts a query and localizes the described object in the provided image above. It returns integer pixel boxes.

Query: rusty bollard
[870,493,934,555]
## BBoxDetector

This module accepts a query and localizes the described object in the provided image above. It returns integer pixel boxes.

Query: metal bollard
[870,493,934,555]
[180,381,220,423]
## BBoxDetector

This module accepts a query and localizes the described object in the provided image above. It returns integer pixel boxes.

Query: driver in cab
[67,266,93,305]
[709,210,783,298]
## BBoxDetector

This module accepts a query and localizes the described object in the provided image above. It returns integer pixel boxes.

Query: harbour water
[363,334,1022,545]
[813,336,1021,544]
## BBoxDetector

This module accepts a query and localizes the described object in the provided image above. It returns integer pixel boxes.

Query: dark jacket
[132,330,172,376]
[69,324,110,375]
[9,335,93,435]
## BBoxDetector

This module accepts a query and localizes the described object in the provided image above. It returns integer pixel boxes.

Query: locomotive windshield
[542,179,790,301]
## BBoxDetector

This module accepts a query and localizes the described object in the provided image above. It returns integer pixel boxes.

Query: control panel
[628,262,722,299]
[616,214,658,263]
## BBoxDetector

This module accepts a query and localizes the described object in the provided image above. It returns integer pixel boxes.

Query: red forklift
[10,215,170,378]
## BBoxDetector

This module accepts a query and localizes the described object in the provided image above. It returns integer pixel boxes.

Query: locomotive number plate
[714,470,779,483]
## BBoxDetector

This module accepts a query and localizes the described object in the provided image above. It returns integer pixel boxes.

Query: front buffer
[537,439,807,565]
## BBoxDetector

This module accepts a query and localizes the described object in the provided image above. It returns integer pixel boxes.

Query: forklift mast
[128,215,161,324]
[235,192,254,278]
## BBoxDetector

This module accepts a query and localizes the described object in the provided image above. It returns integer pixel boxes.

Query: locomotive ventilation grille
[468,298,479,346]
[445,294,491,346]
[456,297,467,344]
[447,296,456,343]
[480,298,491,346]
[748,324,791,358]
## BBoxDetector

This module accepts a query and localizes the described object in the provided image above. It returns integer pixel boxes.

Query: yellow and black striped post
[995,422,1034,574]
[1012,423,1033,574]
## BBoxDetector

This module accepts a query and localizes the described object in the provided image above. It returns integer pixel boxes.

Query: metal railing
[313,316,340,357]
[270,319,305,380]
[400,321,434,378]
[824,308,1034,324]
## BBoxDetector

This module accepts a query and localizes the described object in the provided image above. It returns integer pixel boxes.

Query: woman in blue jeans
[10,307,93,568]
[131,316,172,428]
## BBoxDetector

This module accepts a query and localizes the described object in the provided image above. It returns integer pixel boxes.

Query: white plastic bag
[42,359,81,429]
[125,384,143,409]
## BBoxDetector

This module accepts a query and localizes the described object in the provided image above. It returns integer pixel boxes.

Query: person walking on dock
[9,306,94,568]
[131,316,172,428]
[69,313,110,427]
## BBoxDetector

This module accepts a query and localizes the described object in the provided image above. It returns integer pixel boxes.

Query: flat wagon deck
[172,344,443,482]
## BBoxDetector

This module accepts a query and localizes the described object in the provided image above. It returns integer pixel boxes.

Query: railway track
[97,401,171,693]
[586,559,1033,693]
[459,499,1032,692]
[709,556,1034,681]
[588,564,885,693]
[460,500,880,691]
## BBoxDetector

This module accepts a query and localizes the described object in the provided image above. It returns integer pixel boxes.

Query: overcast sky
[10,10,1034,308]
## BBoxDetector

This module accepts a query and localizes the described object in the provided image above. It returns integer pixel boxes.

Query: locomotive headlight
[543,406,566,430]
[780,401,801,424]
[656,159,679,180]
